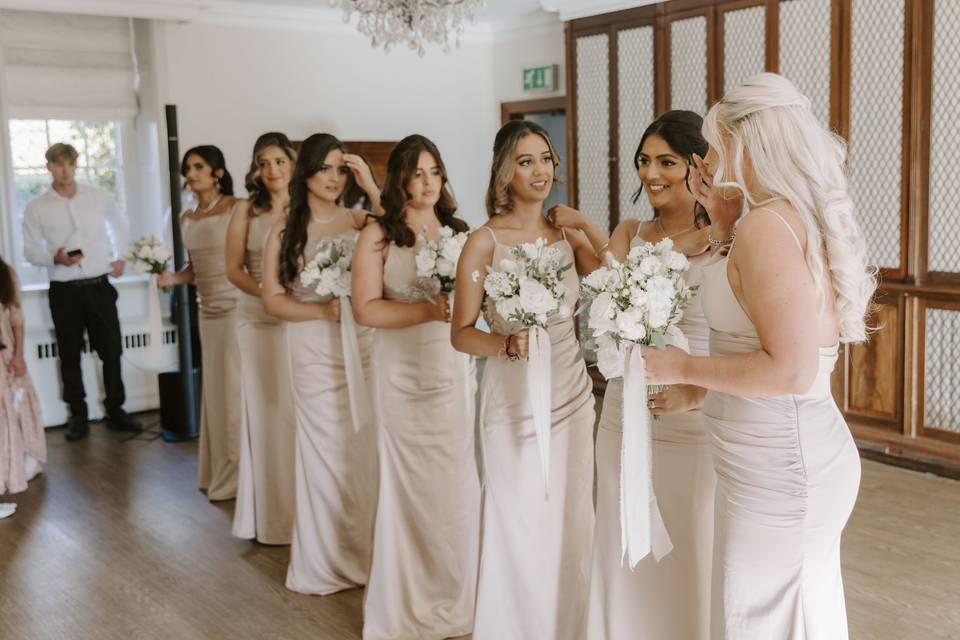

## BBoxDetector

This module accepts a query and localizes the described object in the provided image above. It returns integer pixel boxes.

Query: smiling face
[405,150,443,211]
[305,148,348,204]
[636,134,692,210]
[508,133,555,205]
[257,145,293,195]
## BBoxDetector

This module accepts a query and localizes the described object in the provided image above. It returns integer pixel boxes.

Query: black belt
[51,274,109,287]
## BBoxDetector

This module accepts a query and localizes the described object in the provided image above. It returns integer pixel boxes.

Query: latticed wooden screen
[575,33,610,233]
[723,4,765,94]
[670,17,709,113]
[779,0,832,126]
[617,26,656,223]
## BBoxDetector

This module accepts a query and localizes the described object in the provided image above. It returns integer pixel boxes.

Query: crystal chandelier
[334,0,487,56]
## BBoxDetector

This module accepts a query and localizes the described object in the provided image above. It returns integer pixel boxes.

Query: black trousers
[48,276,126,419]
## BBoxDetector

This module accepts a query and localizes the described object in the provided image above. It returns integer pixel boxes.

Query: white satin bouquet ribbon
[620,327,688,568]
[526,325,553,497]
[338,296,373,432]
[483,237,573,498]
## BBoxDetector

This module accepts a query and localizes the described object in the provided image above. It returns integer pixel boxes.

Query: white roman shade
[0,10,138,120]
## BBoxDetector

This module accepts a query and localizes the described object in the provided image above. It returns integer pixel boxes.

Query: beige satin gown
[183,208,241,502]
[587,230,716,640]
[700,209,860,639]
[285,227,378,596]
[472,227,596,640]
[232,211,297,544]
[362,242,480,640]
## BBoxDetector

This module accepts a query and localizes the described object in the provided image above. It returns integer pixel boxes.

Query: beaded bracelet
[502,334,520,362]
[708,230,736,247]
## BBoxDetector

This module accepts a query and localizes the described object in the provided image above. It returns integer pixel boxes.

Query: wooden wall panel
[847,302,900,422]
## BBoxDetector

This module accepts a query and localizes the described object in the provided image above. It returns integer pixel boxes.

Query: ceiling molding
[539,0,661,20]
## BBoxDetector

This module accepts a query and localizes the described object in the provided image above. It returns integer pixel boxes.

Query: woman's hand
[508,331,529,360]
[647,384,706,416]
[547,204,590,231]
[690,154,743,235]
[320,298,341,322]
[429,293,451,323]
[640,345,689,386]
[343,154,377,194]
[156,271,177,288]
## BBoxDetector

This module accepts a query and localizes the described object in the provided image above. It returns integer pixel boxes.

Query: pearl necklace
[197,194,223,214]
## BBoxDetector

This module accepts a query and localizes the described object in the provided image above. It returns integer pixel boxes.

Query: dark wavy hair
[0,256,19,308]
[632,110,710,228]
[278,133,359,289]
[485,119,561,217]
[340,152,379,211]
[244,132,296,215]
[376,135,468,247]
[180,145,234,196]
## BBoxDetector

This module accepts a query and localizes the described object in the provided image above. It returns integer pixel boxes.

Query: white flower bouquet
[125,235,172,275]
[406,225,469,301]
[483,236,574,497]
[581,237,695,380]
[580,236,696,568]
[299,237,355,298]
[483,237,573,328]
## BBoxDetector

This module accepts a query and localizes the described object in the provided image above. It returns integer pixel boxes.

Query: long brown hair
[485,120,561,217]
[0,256,20,308]
[278,133,358,290]
[244,132,296,215]
[376,134,468,247]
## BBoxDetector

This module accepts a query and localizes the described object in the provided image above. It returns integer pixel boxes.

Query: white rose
[628,286,648,309]
[518,278,558,316]
[415,249,436,277]
[639,256,661,276]
[436,258,456,278]
[495,295,522,321]
[656,237,675,253]
[588,292,619,336]
[615,306,647,342]
[667,251,689,272]
[498,258,520,274]
[595,333,626,379]
[439,238,462,262]
[647,301,671,329]
[582,267,612,292]
[522,241,541,260]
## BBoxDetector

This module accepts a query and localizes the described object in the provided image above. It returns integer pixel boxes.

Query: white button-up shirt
[22,184,130,282]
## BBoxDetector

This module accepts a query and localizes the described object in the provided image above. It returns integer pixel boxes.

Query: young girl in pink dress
[0,256,45,518]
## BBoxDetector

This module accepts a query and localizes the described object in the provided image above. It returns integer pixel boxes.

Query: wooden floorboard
[1,415,958,640]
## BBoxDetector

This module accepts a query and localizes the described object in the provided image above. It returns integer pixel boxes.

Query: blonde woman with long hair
[642,72,876,639]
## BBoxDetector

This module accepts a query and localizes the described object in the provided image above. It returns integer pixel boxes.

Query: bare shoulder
[466,225,496,251]
[738,203,806,248]
[350,210,370,230]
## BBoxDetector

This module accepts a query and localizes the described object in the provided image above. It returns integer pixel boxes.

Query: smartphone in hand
[67,248,84,258]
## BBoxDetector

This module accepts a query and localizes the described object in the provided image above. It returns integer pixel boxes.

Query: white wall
[492,21,566,105]
[159,20,499,227]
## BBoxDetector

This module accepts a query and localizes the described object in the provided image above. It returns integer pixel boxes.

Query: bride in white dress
[642,73,876,639]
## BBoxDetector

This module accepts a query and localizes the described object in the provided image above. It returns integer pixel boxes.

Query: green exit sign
[523,64,558,91]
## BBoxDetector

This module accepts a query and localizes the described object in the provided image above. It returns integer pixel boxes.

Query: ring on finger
[648,399,655,409]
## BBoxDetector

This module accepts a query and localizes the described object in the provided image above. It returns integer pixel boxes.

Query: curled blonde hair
[704,72,876,343]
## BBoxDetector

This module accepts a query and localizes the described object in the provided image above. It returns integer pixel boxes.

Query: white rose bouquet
[299,237,355,298]
[581,237,695,380]
[406,225,469,301]
[482,237,573,328]
[125,235,172,275]
[482,236,574,498]
[580,236,696,569]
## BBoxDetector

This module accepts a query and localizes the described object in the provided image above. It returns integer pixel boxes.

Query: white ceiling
[223,0,547,23]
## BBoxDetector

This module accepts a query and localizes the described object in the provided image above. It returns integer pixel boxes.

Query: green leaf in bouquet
[650,332,667,349]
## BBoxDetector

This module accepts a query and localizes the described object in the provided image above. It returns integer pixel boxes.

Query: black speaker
[158,368,201,441]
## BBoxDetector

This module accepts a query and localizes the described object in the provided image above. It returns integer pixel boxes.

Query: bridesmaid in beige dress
[352,135,479,640]
[160,146,241,502]
[261,133,382,596]
[452,121,600,640]
[552,111,717,640]
[642,73,875,640]
[225,132,298,544]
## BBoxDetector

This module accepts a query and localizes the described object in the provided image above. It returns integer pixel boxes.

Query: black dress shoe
[64,416,90,442]
[106,410,143,433]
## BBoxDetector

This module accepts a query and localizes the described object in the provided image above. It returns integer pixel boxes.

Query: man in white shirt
[23,143,142,441]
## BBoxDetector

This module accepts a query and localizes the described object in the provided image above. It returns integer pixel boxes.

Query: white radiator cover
[20,276,181,427]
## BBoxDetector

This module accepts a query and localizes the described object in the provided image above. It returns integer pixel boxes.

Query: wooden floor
[1,417,958,640]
